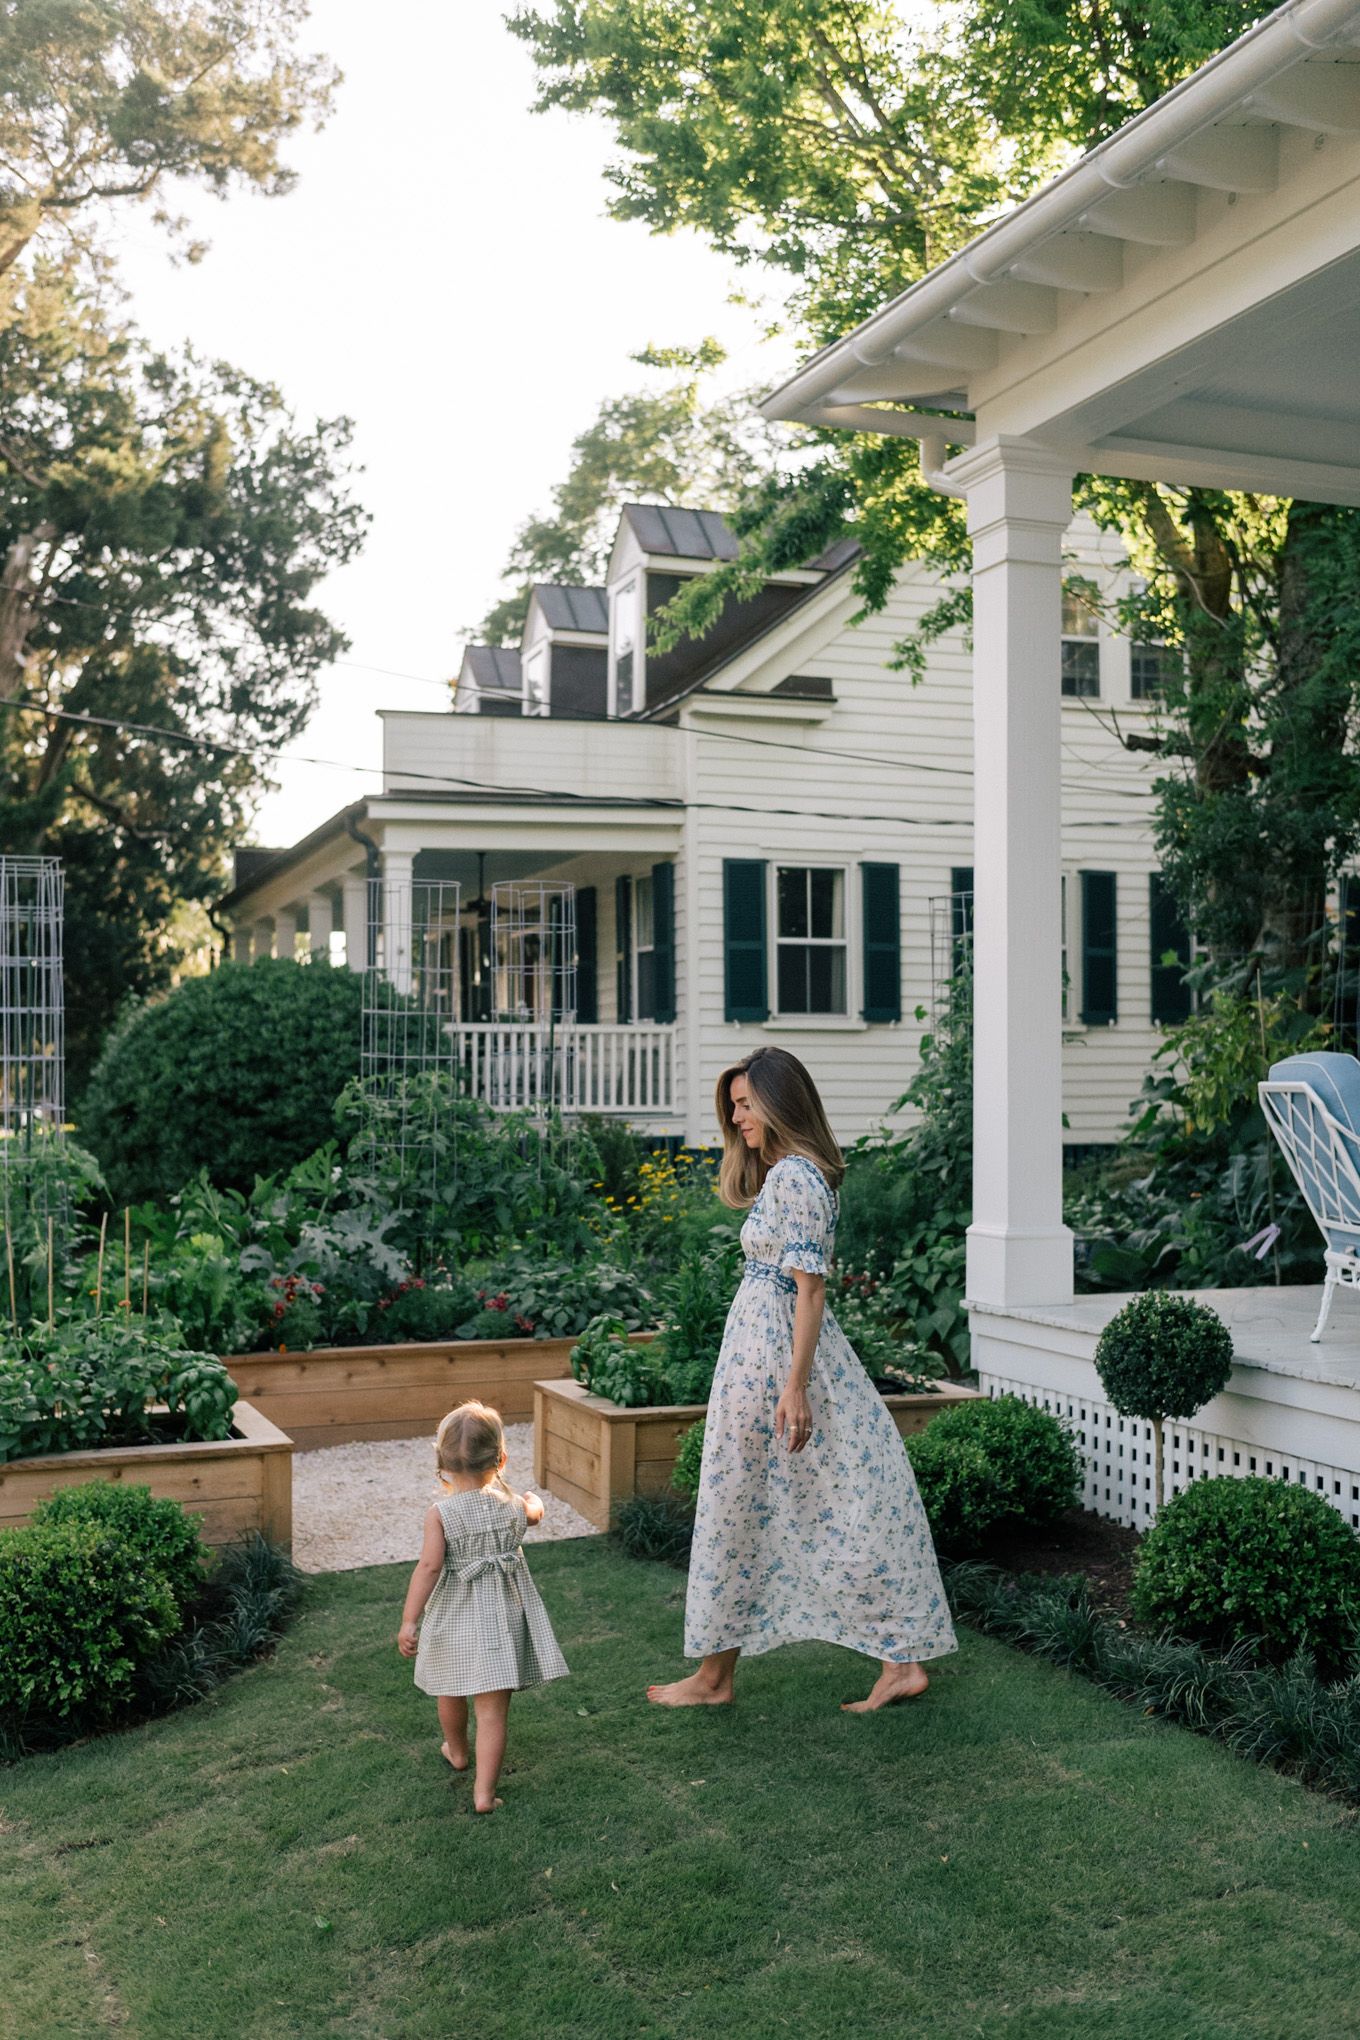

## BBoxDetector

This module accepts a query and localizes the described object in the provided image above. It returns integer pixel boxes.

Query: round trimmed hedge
[1132,1474,1360,1669]
[79,959,365,1203]
[32,1483,208,1616]
[0,1521,179,1726]
[672,1419,706,1502]
[1095,1291,1233,1422]
[908,1394,1082,1552]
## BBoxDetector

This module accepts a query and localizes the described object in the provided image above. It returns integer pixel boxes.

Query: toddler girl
[397,1400,568,1813]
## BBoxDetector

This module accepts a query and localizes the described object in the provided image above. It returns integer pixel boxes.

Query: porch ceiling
[762,0,1360,505]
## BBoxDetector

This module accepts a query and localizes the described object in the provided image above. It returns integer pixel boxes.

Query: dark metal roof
[232,846,289,889]
[532,584,608,634]
[620,503,739,561]
[465,645,522,692]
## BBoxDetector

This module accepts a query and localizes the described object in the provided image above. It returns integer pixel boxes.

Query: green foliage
[651,1225,742,1404]
[838,971,973,1371]
[32,1482,207,1616]
[1094,1292,1234,1423]
[0,265,366,1088]
[570,1316,673,1408]
[368,1278,480,1344]
[1133,1477,1360,1670]
[81,962,366,1204]
[0,1520,179,1726]
[612,1491,695,1568]
[671,1418,706,1503]
[0,0,337,300]
[908,1396,1082,1552]
[0,1132,107,1322]
[828,1270,939,1385]
[0,1315,235,1463]
[466,1252,652,1341]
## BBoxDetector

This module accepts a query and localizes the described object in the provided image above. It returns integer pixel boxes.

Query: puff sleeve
[771,1157,835,1278]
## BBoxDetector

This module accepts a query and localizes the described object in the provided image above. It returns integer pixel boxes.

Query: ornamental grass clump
[1132,1475,1360,1672]
[1095,1292,1234,1515]
[908,1395,1082,1552]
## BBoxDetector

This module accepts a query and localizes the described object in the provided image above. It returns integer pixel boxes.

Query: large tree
[0,0,337,303]
[0,264,366,1085]
[512,0,1360,977]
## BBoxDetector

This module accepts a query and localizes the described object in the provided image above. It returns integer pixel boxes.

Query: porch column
[273,907,298,964]
[381,850,414,996]
[231,925,252,966]
[341,871,369,973]
[251,920,274,963]
[951,436,1075,1306]
[305,890,334,960]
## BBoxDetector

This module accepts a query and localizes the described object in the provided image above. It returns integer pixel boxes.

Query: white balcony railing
[451,1022,676,1116]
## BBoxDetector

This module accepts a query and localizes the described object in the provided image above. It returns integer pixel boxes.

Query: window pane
[635,874,654,947]
[1061,640,1100,697]
[808,868,843,939]
[1061,591,1098,637]
[1131,643,1178,700]
[777,944,810,1013]
[636,950,656,1020]
[806,944,846,1014]
[778,867,808,939]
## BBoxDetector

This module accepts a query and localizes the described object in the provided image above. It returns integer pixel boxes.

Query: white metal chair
[1260,1052,1360,1342]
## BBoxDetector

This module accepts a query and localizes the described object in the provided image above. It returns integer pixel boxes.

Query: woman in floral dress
[647,1046,956,1713]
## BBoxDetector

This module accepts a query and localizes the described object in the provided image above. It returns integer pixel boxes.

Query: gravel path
[291,1424,600,1573]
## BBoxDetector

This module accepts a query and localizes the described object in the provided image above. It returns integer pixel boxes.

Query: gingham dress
[413,1488,569,1698]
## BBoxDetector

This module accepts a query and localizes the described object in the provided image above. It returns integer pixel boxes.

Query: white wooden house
[220,503,1176,1150]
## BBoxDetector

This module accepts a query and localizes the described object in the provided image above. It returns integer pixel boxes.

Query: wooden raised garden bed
[0,1399,293,1550]
[224,1333,657,1452]
[534,1376,982,1532]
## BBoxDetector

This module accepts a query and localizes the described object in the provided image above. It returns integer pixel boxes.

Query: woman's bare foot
[440,1738,469,1773]
[646,1670,734,1707]
[473,1793,503,1815]
[841,1664,929,1713]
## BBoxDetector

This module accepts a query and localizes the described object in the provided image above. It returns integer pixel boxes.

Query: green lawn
[4,1541,1360,2040]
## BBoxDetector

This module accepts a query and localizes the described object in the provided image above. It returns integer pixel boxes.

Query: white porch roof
[763,0,1360,507]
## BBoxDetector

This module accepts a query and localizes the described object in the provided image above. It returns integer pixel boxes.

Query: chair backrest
[1260,1053,1360,1253]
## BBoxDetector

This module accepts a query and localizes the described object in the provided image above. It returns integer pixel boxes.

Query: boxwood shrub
[0,1522,179,1725]
[1095,1291,1234,1423]
[909,1395,1083,1552]
[31,1483,208,1616]
[1133,1475,1360,1670]
[672,1419,706,1502]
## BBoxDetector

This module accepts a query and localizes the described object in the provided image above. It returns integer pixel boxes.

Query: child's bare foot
[473,1793,503,1815]
[841,1665,929,1713]
[647,1670,734,1707]
[440,1738,469,1773]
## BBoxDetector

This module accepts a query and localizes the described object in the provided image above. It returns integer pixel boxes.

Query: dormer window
[612,577,638,712]
[523,645,548,717]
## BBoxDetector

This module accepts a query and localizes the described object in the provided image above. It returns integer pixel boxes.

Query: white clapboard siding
[681,516,1165,1148]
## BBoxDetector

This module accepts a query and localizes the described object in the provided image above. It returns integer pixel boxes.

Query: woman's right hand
[775,1385,813,1453]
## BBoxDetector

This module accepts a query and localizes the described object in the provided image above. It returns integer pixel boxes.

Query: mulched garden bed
[980,1506,1140,1623]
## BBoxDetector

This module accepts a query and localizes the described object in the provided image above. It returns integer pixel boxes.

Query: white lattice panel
[976,1369,1360,1534]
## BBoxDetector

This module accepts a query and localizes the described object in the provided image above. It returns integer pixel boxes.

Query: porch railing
[450,1022,676,1116]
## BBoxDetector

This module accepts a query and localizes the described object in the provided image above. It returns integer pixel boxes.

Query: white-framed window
[611,577,638,713]
[1061,589,1100,698]
[1131,640,1179,702]
[523,645,548,717]
[774,864,847,1015]
[634,871,655,1020]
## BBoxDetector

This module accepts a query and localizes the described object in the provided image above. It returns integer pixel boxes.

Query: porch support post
[305,890,334,960]
[381,850,414,996]
[231,925,252,966]
[251,920,274,963]
[341,872,368,973]
[951,435,1075,1306]
[273,907,298,964]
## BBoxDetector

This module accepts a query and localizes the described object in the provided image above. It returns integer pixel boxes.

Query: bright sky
[110,0,782,848]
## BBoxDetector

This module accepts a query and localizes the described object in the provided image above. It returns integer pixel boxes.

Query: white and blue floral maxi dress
[684,1154,957,1667]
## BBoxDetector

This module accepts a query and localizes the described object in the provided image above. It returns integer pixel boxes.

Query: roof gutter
[761,0,1360,425]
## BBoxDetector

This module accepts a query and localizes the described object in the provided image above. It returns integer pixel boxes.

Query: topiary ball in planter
[908,1395,1082,1552]
[1095,1292,1234,1422]
[1133,1475,1360,1671]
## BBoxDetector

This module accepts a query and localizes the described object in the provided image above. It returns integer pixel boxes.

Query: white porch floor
[970,1285,1360,1532]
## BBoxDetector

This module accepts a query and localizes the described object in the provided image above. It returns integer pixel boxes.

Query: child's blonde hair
[435,1401,506,1486]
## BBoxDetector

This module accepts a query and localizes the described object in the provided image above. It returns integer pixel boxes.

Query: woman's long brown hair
[714,1046,844,1209]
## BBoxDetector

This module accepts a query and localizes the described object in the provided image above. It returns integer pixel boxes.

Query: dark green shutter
[575,886,598,1023]
[1080,870,1118,1025]
[861,863,901,1022]
[723,860,768,1022]
[651,862,676,1024]
[614,874,633,1023]
[1149,873,1191,1026]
